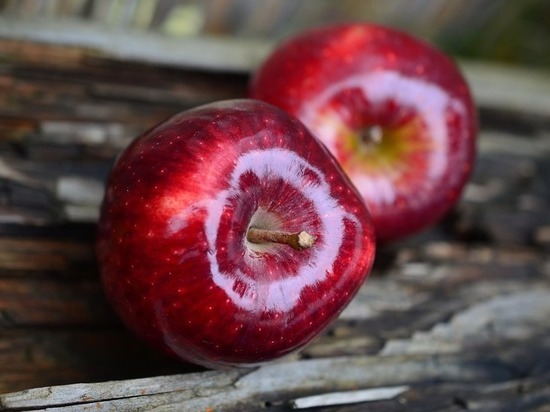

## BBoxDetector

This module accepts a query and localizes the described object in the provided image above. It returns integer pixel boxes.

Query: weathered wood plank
[0,277,112,326]
[313,376,550,412]
[1,18,549,118]
[0,17,269,73]
[1,290,548,411]
[0,238,94,274]
[0,355,529,411]
[2,130,548,225]
[0,23,549,410]
[0,328,197,395]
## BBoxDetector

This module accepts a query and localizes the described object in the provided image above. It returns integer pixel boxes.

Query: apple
[250,23,477,242]
[97,99,376,368]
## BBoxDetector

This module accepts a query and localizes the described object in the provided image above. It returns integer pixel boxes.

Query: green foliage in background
[438,0,549,69]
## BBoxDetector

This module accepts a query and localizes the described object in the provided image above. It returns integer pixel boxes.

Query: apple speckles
[204,147,353,313]
[415,64,426,75]
[98,100,375,368]
[300,166,323,187]
[332,183,346,195]
[291,70,467,233]
[250,23,476,242]
[385,51,397,65]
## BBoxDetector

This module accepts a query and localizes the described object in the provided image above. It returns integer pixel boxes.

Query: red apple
[97,99,376,368]
[250,23,477,242]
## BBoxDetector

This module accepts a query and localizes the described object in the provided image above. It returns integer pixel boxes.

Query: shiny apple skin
[97,99,376,368]
[250,23,477,242]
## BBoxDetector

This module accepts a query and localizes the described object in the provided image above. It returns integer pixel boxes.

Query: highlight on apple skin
[250,23,478,242]
[97,99,376,368]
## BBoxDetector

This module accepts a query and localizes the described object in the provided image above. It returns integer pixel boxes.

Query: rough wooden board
[0,17,270,73]
[1,291,549,411]
[463,61,550,119]
[0,28,549,411]
[1,18,549,118]
[1,129,548,225]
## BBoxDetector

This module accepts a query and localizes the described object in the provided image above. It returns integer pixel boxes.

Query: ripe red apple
[97,99,376,368]
[250,23,477,242]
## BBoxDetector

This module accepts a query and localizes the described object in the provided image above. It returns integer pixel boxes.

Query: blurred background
[0,0,549,70]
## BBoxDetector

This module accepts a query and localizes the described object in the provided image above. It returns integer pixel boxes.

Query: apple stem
[362,125,383,146]
[246,227,316,250]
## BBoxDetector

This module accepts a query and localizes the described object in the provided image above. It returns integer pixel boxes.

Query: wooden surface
[0,32,549,411]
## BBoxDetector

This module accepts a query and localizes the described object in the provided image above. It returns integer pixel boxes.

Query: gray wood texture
[0,23,549,412]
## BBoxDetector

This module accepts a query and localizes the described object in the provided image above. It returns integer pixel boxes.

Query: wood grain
[0,31,549,411]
